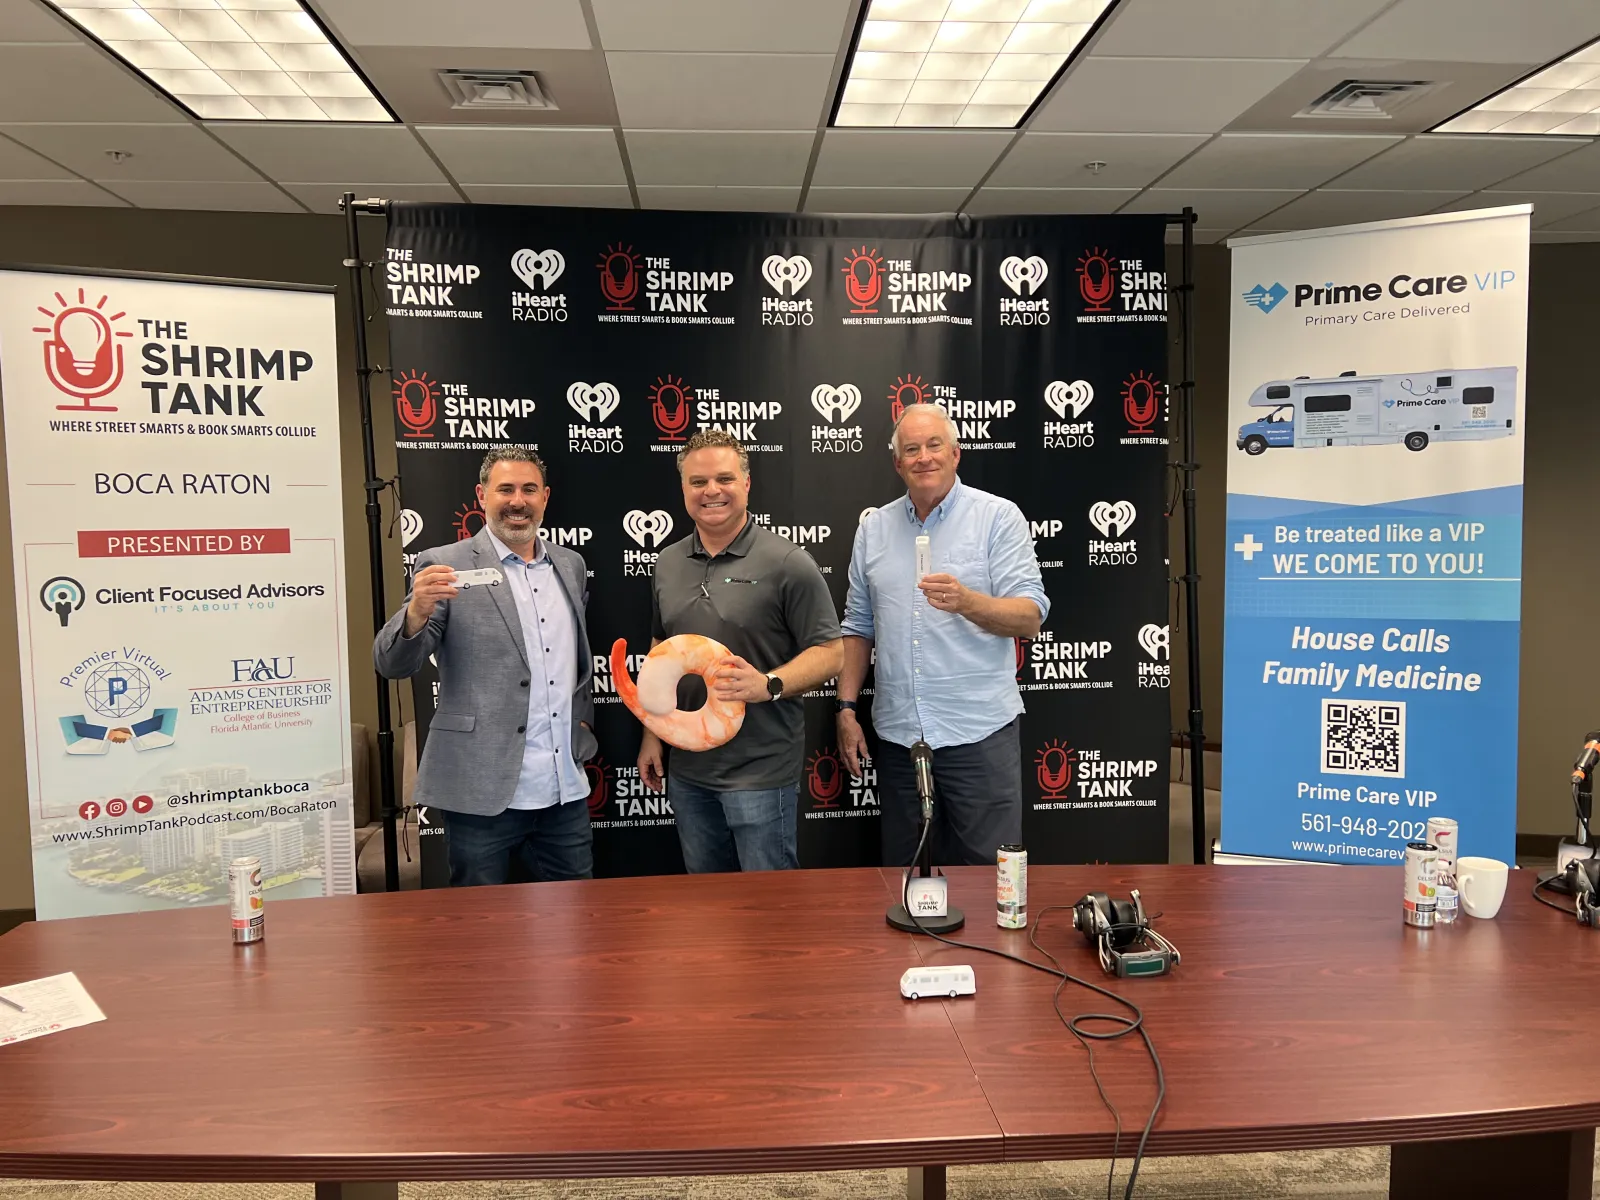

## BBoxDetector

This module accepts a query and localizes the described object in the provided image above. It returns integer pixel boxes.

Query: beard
[488,508,538,546]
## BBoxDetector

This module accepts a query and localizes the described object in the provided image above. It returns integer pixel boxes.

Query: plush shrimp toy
[612,635,745,751]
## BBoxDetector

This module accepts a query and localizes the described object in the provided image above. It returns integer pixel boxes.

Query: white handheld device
[452,568,503,589]
[915,534,932,582]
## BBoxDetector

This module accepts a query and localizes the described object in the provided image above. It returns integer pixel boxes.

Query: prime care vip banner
[1221,207,1529,866]
[0,267,354,918]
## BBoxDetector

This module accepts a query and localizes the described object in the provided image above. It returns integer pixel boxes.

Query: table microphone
[912,739,935,821]
[887,738,965,934]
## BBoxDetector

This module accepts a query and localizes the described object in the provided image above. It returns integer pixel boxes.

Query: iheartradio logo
[999,255,1049,296]
[623,509,674,548]
[811,383,861,424]
[762,254,813,295]
[1138,624,1170,661]
[567,381,619,423]
[511,248,565,290]
[35,287,131,411]
[1044,380,1092,420]
[1089,501,1136,539]
[399,509,423,548]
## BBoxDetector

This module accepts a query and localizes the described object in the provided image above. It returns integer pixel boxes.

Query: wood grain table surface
[1,863,1595,1189]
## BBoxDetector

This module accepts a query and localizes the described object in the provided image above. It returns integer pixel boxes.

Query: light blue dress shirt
[842,477,1049,751]
[486,530,587,810]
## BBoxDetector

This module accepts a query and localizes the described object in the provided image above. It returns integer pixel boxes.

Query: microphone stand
[887,741,966,933]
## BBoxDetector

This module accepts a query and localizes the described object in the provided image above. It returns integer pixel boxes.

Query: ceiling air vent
[1296,80,1436,119]
[438,70,555,111]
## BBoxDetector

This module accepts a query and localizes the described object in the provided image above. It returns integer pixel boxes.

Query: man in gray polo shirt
[637,429,843,873]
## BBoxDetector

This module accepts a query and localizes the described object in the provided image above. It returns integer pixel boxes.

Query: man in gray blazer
[375,447,598,887]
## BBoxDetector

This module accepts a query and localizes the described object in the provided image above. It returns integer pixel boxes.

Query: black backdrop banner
[380,204,1173,885]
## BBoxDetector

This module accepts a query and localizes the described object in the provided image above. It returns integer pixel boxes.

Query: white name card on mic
[907,875,948,918]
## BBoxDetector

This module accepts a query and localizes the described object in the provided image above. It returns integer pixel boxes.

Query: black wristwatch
[765,672,784,700]
[836,699,858,714]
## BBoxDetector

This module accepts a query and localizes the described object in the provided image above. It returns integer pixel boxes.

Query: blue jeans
[440,801,593,887]
[668,779,798,873]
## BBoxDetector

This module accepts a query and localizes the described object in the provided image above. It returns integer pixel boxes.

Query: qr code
[1322,698,1405,778]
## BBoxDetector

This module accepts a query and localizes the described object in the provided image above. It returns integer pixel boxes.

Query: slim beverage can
[229,855,264,944]
[1402,841,1438,928]
[997,843,1027,928]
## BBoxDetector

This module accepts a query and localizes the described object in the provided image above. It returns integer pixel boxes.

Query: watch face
[767,674,783,697]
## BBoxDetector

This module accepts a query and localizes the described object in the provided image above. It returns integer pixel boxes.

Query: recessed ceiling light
[833,0,1114,129]
[42,0,393,122]
[1434,35,1600,136]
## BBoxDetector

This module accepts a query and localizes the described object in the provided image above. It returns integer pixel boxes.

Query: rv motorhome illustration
[1235,367,1517,455]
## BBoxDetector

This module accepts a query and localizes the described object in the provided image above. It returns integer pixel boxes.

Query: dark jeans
[668,778,799,873]
[440,801,594,887]
[878,718,1022,867]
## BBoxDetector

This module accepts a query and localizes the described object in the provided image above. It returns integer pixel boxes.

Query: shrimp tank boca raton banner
[1221,207,1529,867]
[383,203,1175,884]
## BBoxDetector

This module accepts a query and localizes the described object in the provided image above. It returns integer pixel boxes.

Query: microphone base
[886,904,966,935]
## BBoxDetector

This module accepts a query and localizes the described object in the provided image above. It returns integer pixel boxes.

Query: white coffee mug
[1456,857,1509,919]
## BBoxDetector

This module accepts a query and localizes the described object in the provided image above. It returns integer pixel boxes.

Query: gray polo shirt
[650,517,841,789]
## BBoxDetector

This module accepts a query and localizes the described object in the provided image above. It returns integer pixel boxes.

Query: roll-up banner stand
[1221,207,1529,867]
[0,266,354,918]
[381,205,1175,882]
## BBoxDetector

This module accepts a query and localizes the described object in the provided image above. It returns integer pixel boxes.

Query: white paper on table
[0,972,106,1047]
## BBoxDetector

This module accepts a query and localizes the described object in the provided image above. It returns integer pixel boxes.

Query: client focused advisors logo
[510,248,567,323]
[999,256,1051,326]
[392,369,439,438]
[35,287,133,410]
[59,649,177,756]
[40,575,86,627]
[567,382,623,454]
[1088,501,1138,566]
[842,246,884,314]
[762,254,815,326]
[1242,282,1288,313]
[1138,623,1171,689]
[597,243,642,311]
[1035,739,1078,799]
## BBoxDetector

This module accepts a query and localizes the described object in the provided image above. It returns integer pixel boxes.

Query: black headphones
[1564,859,1600,927]
[1071,888,1180,977]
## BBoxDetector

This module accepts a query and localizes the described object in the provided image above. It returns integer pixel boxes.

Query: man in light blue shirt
[837,405,1049,867]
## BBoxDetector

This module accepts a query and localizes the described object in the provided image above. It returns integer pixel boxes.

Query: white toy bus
[900,965,976,1000]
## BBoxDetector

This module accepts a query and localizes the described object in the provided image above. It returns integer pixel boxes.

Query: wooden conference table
[0,865,1596,1200]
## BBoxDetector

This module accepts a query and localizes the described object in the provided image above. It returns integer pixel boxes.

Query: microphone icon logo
[453,500,486,541]
[807,749,844,809]
[33,288,130,411]
[584,759,611,818]
[1122,371,1162,434]
[842,246,884,314]
[392,369,438,437]
[1035,739,1078,799]
[1014,636,1027,681]
[889,373,927,423]
[649,374,693,441]
[1076,247,1116,313]
[598,243,642,311]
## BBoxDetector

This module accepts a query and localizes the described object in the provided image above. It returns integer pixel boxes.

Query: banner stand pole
[340,192,401,893]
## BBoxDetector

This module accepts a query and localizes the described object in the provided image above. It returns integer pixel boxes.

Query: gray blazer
[373,528,597,817]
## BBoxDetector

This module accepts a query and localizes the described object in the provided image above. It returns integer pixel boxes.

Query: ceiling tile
[464,184,633,207]
[285,182,461,211]
[1533,230,1600,243]
[1332,135,1588,191]
[592,0,852,52]
[1535,203,1600,233]
[1159,132,1398,189]
[963,187,1137,215]
[812,130,1011,188]
[637,185,800,211]
[1120,188,1304,227]
[355,48,619,127]
[1227,61,1533,134]
[0,45,183,122]
[1491,142,1600,191]
[418,126,625,186]
[2,124,261,183]
[1435,190,1600,227]
[98,180,303,213]
[624,130,814,186]
[1247,188,1468,230]
[0,0,81,41]
[1331,0,1600,64]
[607,52,834,129]
[215,125,448,184]
[1095,0,1392,59]
[804,186,968,214]
[1164,226,1233,243]
[0,135,73,181]
[987,133,1207,188]
[0,180,126,205]
[316,0,591,50]
[1032,57,1306,133]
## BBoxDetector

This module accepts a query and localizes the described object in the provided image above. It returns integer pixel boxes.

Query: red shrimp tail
[611,638,644,721]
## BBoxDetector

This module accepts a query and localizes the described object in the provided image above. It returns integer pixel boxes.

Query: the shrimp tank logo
[35,286,133,410]
[585,758,611,817]
[453,500,486,541]
[807,749,845,809]
[1035,739,1078,799]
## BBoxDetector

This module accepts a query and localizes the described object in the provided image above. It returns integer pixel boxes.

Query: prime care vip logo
[810,383,863,453]
[510,248,567,322]
[598,244,736,324]
[567,381,623,453]
[390,369,534,444]
[1088,500,1138,566]
[998,254,1051,325]
[1075,246,1166,324]
[385,246,482,316]
[762,254,815,326]
[622,509,673,577]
